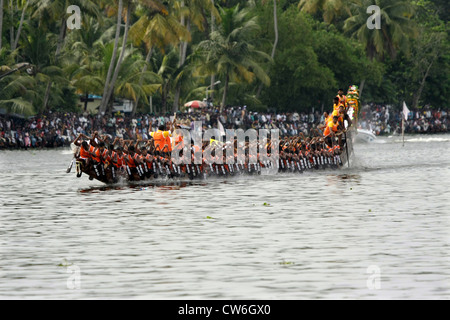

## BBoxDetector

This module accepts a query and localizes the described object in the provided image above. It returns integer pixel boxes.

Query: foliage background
[0,0,448,116]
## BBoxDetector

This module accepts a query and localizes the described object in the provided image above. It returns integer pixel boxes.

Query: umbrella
[184,100,206,108]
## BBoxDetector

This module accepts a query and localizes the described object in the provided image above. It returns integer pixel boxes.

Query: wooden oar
[66,158,75,173]
[344,130,350,168]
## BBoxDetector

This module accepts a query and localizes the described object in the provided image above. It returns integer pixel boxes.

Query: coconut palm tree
[0,73,36,115]
[171,0,220,112]
[298,0,350,24]
[256,0,278,99]
[343,0,416,61]
[0,49,36,115]
[100,0,177,115]
[31,0,101,110]
[18,24,69,113]
[63,18,106,110]
[128,0,190,115]
[343,0,416,96]
[98,0,126,114]
[113,52,162,110]
[11,0,30,51]
[197,5,271,111]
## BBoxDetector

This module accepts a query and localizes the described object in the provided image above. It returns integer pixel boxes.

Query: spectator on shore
[0,103,448,149]
[358,104,448,136]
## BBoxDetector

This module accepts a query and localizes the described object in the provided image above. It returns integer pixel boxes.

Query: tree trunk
[55,16,67,59]
[84,93,89,111]
[12,1,28,51]
[359,79,366,99]
[180,18,190,65]
[42,81,52,110]
[0,0,4,50]
[220,74,229,112]
[210,0,216,102]
[179,0,186,63]
[103,2,131,117]
[132,47,153,117]
[173,17,190,113]
[99,0,123,114]
[412,58,435,109]
[43,16,67,110]
[162,85,167,114]
[107,92,114,116]
[172,87,181,113]
[209,74,216,102]
[9,0,14,49]
[256,0,278,99]
[173,0,189,112]
[149,96,153,114]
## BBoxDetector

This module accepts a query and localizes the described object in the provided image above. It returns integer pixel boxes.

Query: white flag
[402,101,410,121]
[218,120,225,136]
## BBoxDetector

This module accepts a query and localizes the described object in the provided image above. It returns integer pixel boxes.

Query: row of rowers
[73,130,343,172]
[72,135,344,182]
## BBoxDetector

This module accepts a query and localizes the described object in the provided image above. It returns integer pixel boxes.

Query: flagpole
[402,116,405,147]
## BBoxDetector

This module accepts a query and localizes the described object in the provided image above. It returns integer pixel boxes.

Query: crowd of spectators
[1,103,448,149]
[358,103,449,135]
[0,106,323,149]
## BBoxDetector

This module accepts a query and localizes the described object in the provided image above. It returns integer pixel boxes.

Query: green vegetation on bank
[0,0,448,116]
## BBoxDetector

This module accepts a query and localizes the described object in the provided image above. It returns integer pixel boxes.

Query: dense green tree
[197,5,271,111]
[0,0,449,115]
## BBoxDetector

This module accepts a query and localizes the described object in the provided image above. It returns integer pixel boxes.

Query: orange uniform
[92,147,101,163]
[125,154,137,168]
[337,95,347,110]
[323,120,339,137]
[79,145,91,160]
[151,130,172,152]
[114,153,124,168]
[332,109,344,123]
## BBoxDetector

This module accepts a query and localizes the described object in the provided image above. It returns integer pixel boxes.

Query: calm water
[0,134,449,299]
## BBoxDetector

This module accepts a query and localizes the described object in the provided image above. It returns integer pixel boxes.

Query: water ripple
[0,135,449,299]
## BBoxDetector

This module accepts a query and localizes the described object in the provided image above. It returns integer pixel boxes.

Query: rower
[93,142,106,179]
[124,145,142,180]
[323,115,341,148]
[112,147,125,174]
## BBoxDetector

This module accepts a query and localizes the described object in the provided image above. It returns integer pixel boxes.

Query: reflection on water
[0,134,449,299]
[78,181,207,194]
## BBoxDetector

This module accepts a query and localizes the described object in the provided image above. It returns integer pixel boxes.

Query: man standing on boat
[337,88,348,111]
[150,124,172,153]
[323,115,344,148]
[333,104,352,129]
[333,97,342,111]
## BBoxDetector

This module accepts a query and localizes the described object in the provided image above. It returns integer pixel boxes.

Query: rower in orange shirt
[323,115,342,148]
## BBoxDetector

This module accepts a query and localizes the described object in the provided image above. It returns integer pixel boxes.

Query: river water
[0,134,449,300]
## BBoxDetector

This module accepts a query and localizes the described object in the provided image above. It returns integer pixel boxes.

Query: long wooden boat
[67,86,359,184]
[67,128,355,185]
